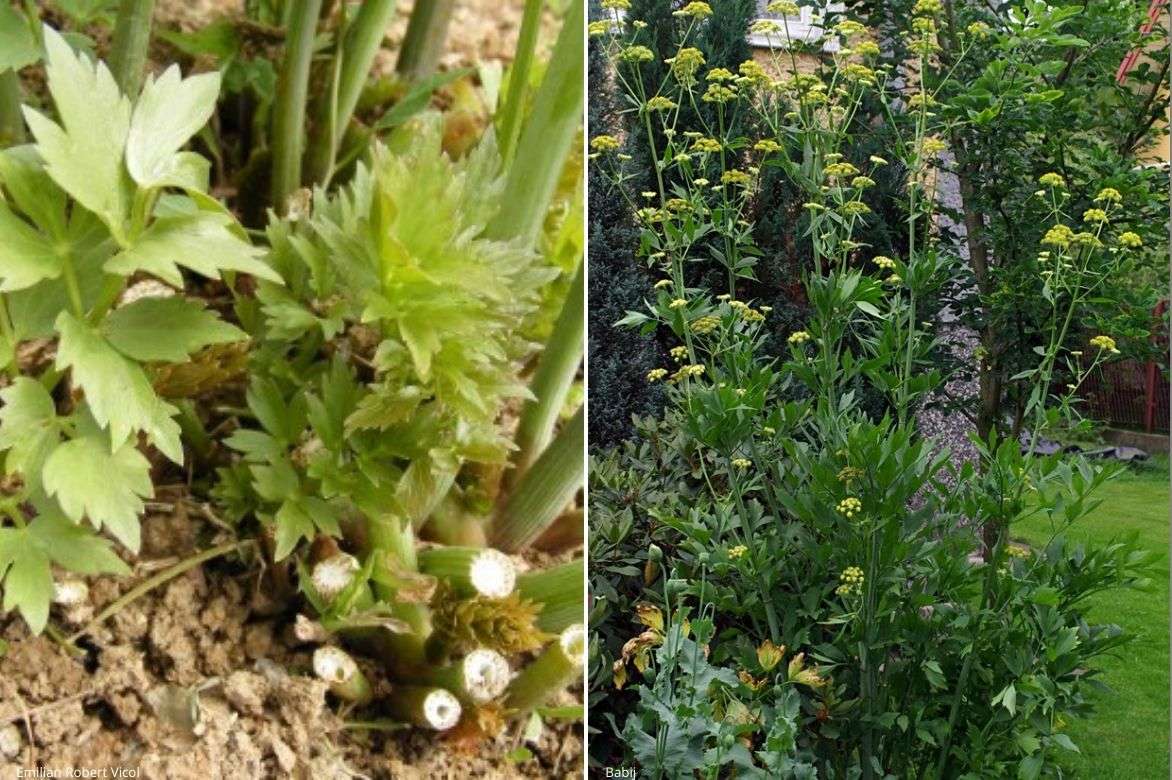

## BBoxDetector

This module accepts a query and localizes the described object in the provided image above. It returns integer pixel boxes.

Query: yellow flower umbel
[670,345,688,362]
[1038,172,1066,189]
[667,47,705,85]
[1089,335,1120,354]
[690,315,720,334]
[721,169,753,187]
[1041,224,1075,248]
[1094,187,1123,204]
[645,96,678,112]
[836,496,862,519]
[754,138,782,153]
[671,364,706,382]
[835,566,865,596]
[1082,208,1109,224]
[729,544,748,559]
[646,368,668,383]
[690,137,722,154]
[872,256,896,271]
[674,1,712,18]
[787,330,811,345]
[732,457,752,470]
[1119,231,1143,249]
[590,135,620,152]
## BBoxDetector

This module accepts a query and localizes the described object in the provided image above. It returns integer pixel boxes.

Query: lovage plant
[589,1,1155,777]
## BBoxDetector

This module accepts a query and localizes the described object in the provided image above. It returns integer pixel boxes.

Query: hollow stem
[270,0,323,214]
[509,262,583,486]
[517,559,583,633]
[385,685,462,730]
[394,0,456,82]
[503,623,584,714]
[0,70,24,147]
[496,0,543,164]
[485,0,583,248]
[417,546,517,599]
[313,646,373,704]
[109,0,156,97]
[490,407,583,553]
[417,648,510,704]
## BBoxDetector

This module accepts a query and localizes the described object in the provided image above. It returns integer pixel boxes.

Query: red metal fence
[1082,301,1170,433]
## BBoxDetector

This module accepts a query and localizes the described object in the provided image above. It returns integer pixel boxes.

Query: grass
[1014,454,1169,778]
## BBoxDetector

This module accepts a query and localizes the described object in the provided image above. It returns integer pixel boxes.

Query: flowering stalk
[491,407,583,553]
[417,546,517,599]
[504,623,584,713]
[386,685,463,730]
[517,558,583,633]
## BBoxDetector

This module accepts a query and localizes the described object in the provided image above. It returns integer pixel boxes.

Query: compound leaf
[42,433,152,551]
[104,295,245,362]
[126,66,221,189]
[105,210,282,286]
[22,26,131,233]
[0,200,63,292]
[0,528,52,633]
[0,377,61,489]
[54,311,182,463]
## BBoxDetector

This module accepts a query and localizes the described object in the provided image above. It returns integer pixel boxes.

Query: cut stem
[313,646,373,704]
[504,623,584,713]
[0,70,24,147]
[417,648,510,704]
[491,407,583,553]
[109,0,156,96]
[394,0,456,82]
[386,685,462,730]
[517,559,583,633]
[485,0,583,248]
[509,261,583,485]
[270,0,323,214]
[417,546,516,599]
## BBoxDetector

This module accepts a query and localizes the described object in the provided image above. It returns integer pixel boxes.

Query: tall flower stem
[0,70,24,147]
[497,0,543,165]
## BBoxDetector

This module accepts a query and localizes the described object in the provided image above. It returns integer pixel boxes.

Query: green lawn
[1015,455,1169,778]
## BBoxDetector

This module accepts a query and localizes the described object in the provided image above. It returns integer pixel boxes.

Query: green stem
[485,0,583,248]
[394,0,456,81]
[417,546,516,598]
[270,0,322,214]
[490,407,583,553]
[306,0,399,184]
[108,0,156,97]
[509,262,583,484]
[496,0,543,164]
[0,70,24,147]
[416,648,510,704]
[504,624,584,713]
[385,685,462,730]
[517,558,583,633]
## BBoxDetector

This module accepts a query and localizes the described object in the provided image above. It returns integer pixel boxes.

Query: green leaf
[272,498,314,560]
[104,296,245,362]
[42,433,152,551]
[0,528,52,633]
[0,6,40,72]
[0,200,64,291]
[54,311,182,462]
[27,502,130,575]
[22,26,131,233]
[0,377,61,488]
[105,211,282,287]
[0,145,69,238]
[126,66,221,189]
